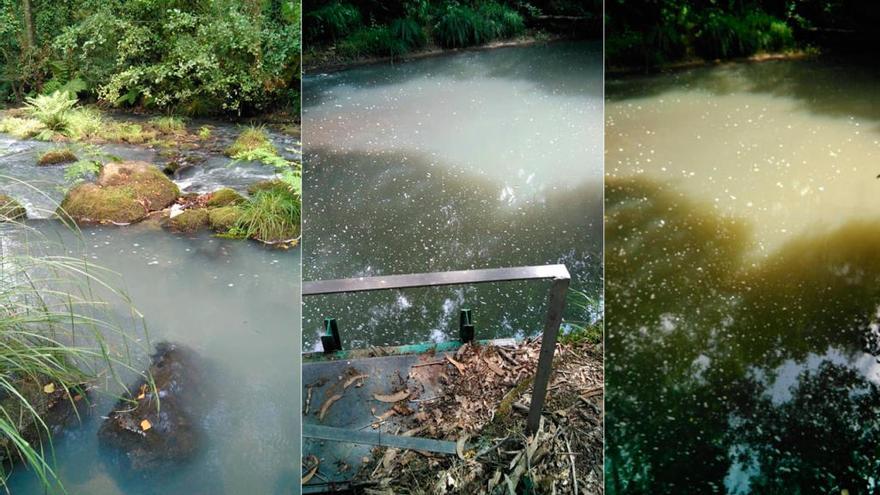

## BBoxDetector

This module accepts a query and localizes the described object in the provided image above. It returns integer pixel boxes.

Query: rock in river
[58,161,179,224]
[98,342,204,473]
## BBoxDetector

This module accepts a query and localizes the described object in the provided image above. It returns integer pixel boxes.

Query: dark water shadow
[605,176,880,493]
[302,147,601,348]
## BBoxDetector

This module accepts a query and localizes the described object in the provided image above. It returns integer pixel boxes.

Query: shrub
[307,2,361,43]
[337,26,408,59]
[38,147,77,166]
[390,18,427,50]
[25,91,77,132]
[198,126,212,139]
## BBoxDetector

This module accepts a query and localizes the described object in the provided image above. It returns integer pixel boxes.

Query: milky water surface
[303,41,603,349]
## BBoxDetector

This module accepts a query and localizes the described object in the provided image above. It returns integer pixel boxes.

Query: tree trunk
[21,0,35,51]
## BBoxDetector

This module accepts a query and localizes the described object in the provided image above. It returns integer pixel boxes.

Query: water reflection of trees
[606,176,880,493]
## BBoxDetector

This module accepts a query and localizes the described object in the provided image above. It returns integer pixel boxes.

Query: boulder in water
[58,161,179,224]
[98,342,204,473]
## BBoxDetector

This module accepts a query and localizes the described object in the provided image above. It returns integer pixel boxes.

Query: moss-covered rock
[246,179,291,196]
[37,148,77,166]
[206,188,245,207]
[59,184,147,224]
[97,161,179,210]
[208,206,242,232]
[0,194,26,221]
[168,209,210,233]
[58,161,179,224]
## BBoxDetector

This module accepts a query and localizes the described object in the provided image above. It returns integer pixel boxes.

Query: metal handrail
[303,264,571,433]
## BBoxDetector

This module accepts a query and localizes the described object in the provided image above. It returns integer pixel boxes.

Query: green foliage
[63,160,101,184]
[606,1,797,69]
[560,288,602,345]
[337,26,408,58]
[434,3,488,48]
[226,126,276,157]
[25,91,77,131]
[307,2,361,43]
[0,116,45,139]
[64,107,105,141]
[0,207,148,492]
[198,125,212,139]
[390,18,427,50]
[229,187,300,243]
[149,116,186,134]
[478,1,525,39]
[0,1,301,114]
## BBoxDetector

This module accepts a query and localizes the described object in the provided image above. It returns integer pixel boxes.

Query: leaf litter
[355,339,604,494]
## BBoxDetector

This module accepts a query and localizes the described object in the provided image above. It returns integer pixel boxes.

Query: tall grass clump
[390,18,427,50]
[695,10,791,59]
[307,2,361,43]
[434,3,487,48]
[560,288,602,345]
[148,116,186,135]
[230,186,300,244]
[478,1,525,39]
[0,191,150,491]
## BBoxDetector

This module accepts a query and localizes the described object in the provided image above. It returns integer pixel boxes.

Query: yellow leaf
[43,383,55,394]
[140,419,152,431]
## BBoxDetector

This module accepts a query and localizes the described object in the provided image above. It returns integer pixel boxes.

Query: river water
[606,58,880,493]
[0,123,300,494]
[302,41,603,350]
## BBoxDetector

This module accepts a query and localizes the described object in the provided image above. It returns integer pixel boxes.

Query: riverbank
[606,48,817,77]
[304,32,568,73]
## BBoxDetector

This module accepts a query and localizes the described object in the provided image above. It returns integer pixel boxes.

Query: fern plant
[25,91,78,132]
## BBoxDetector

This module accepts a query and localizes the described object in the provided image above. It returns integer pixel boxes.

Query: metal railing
[303,264,571,433]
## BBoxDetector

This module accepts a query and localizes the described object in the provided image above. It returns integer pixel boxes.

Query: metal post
[527,275,570,433]
[459,308,474,342]
[321,318,342,353]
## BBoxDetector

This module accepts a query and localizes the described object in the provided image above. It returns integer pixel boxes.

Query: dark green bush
[390,18,427,49]
[695,10,793,59]
[337,26,408,59]
[433,3,490,48]
[306,2,361,43]
[478,1,525,39]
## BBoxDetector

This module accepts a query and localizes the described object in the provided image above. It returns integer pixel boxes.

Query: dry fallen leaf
[140,419,152,431]
[373,390,410,403]
[43,383,55,394]
[319,393,343,421]
[302,455,320,484]
[343,374,369,389]
[445,355,466,374]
